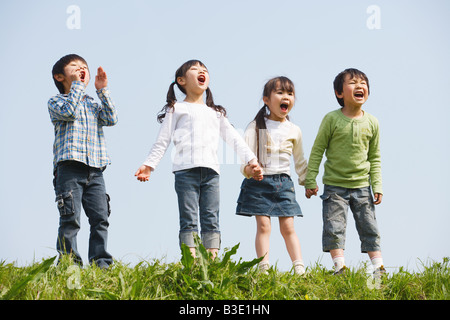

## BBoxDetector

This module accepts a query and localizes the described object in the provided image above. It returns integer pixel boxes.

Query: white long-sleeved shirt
[143,101,256,174]
[240,119,307,185]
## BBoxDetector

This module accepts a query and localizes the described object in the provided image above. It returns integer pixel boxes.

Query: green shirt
[305,109,382,194]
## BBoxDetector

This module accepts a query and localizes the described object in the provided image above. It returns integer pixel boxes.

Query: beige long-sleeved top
[240,118,307,185]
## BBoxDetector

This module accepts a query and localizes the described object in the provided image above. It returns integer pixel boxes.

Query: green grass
[1,239,449,300]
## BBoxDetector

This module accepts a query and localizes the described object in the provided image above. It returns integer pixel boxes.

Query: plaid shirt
[48,81,118,170]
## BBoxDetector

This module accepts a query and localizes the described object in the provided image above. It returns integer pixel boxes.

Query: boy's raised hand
[95,66,108,90]
[135,165,152,182]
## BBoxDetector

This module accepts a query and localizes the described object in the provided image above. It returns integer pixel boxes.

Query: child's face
[55,59,90,94]
[263,85,295,122]
[177,63,210,97]
[336,74,369,108]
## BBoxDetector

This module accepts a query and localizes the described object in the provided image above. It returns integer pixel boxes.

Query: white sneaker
[258,261,270,275]
[293,261,305,276]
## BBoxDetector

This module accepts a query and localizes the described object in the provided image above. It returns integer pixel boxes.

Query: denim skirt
[236,174,302,217]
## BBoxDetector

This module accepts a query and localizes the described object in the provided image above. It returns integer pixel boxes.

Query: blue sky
[0,0,449,273]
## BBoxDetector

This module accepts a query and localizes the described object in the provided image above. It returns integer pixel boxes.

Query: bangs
[189,59,206,68]
[176,59,207,78]
[276,77,295,94]
[346,69,369,83]
[263,76,295,97]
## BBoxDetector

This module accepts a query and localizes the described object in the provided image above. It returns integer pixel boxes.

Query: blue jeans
[320,185,381,253]
[53,161,113,267]
[174,167,221,249]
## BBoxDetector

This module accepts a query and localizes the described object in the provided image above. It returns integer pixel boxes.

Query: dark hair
[254,76,295,131]
[52,54,88,94]
[253,76,295,165]
[333,68,370,107]
[157,59,227,123]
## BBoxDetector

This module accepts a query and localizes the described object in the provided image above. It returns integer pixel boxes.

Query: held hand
[95,66,108,90]
[245,162,264,181]
[305,186,319,199]
[252,163,264,181]
[373,193,383,205]
[135,165,152,182]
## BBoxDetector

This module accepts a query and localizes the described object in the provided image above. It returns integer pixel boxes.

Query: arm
[135,110,174,181]
[305,115,332,198]
[48,81,85,121]
[292,127,308,186]
[239,122,258,178]
[234,121,263,180]
[95,67,118,126]
[220,118,262,179]
[96,88,118,126]
[368,118,383,204]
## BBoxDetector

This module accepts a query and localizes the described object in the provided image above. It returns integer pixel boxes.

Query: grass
[1,238,449,301]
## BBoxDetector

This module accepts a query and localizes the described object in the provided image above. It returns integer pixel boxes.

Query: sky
[0,0,449,273]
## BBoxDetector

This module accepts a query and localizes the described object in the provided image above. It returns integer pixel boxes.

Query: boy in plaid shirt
[48,54,118,268]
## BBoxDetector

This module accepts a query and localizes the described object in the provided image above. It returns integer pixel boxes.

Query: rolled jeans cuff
[179,231,221,249]
[201,231,221,249]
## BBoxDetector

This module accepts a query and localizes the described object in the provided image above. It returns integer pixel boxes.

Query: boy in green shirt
[305,68,385,275]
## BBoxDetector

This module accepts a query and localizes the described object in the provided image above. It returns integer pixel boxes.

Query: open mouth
[198,75,206,85]
[354,91,364,99]
[80,71,86,82]
[280,103,289,112]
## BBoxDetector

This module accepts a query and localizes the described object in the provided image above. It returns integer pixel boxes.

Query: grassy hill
[1,240,449,301]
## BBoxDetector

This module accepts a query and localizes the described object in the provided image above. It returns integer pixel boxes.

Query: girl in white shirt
[135,60,262,259]
[236,76,307,275]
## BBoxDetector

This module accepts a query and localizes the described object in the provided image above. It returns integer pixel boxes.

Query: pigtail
[254,105,269,167]
[205,87,227,117]
[254,104,269,131]
[157,82,177,123]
